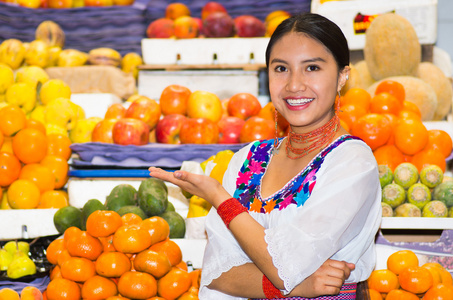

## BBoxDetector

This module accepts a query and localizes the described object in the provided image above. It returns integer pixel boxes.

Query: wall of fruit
[1,0,453,299]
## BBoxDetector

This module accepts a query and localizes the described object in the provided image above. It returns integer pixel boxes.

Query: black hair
[265,13,350,71]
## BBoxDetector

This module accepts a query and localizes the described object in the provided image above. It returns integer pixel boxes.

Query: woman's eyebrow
[270,57,326,64]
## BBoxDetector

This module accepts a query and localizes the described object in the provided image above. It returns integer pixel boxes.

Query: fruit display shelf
[0,0,149,56]
[69,142,247,168]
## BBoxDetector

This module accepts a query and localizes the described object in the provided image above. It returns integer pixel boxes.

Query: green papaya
[138,178,168,217]
[105,184,138,212]
[160,211,186,238]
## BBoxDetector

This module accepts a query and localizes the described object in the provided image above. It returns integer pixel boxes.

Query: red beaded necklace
[286,114,340,160]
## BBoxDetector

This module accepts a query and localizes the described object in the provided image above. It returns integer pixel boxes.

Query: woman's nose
[286,72,307,92]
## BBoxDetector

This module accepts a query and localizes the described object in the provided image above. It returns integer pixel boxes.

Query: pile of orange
[367,249,453,299]
[44,211,201,300]
[0,104,71,209]
[339,80,452,172]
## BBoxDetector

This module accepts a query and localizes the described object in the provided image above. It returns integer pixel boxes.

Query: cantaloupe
[368,76,438,121]
[354,60,375,89]
[417,62,453,120]
[364,13,421,81]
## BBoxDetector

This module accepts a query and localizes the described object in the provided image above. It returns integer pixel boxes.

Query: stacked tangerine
[0,104,71,209]
[339,80,453,172]
[45,211,201,300]
[367,249,453,299]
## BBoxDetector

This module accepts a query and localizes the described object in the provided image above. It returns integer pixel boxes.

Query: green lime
[53,206,82,234]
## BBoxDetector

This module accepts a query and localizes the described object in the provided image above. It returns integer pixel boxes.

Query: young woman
[149,13,381,300]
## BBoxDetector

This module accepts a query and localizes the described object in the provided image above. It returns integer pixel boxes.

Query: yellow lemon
[0,63,14,94]
[15,65,49,89]
[265,15,290,37]
[121,52,143,79]
[0,39,26,70]
[29,105,46,125]
[5,82,37,113]
[265,10,290,24]
[25,40,49,68]
[7,179,41,209]
[40,79,71,105]
[45,123,68,136]
[48,46,62,67]
[68,116,102,143]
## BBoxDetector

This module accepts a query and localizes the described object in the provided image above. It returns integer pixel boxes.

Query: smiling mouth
[286,98,315,106]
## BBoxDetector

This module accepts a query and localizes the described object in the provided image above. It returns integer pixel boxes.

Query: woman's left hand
[148,167,232,208]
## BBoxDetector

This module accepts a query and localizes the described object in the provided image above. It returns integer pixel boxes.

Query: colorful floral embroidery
[233,136,361,213]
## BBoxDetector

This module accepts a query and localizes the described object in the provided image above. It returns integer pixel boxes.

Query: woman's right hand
[289,259,355,298]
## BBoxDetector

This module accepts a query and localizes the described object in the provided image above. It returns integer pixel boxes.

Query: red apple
[234,15,266,37]
[239,116,274,143]
[146,18,175,38]
[201,1,227,20]
[125,97,161,130]
[193,17,203,34]
[91,118,117,143]
[218,116,245,144]
[105,103,126,119]
[159,84,191,116]
[155,114,187,144]
[202,12,235,38]
[227,93,262,120]
[112,118,150,146]
[180,118,219,144]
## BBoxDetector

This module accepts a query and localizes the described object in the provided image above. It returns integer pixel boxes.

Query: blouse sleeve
[265,140,382,293]
[198,143,254,300]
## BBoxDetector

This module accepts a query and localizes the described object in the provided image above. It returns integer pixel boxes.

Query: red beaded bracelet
[262,275,286,299]
[216,197,248,229]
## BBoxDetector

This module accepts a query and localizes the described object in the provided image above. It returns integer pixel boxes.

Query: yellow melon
[417,62,453,120]
[354,60,376,89]
[364,13,421,81]
[368,76,437,121]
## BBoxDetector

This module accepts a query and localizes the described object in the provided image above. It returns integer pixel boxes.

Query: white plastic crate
[311,0,438,50]
[141,37,269,65]
[138,69,260,101]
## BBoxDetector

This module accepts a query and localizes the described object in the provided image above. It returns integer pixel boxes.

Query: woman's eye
[307,65,319,72]
[275,65,287,72]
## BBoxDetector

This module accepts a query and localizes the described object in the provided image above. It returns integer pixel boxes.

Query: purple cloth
[70,142,247,168]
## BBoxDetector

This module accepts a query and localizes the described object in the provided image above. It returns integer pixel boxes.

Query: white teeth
[286,98,314,106]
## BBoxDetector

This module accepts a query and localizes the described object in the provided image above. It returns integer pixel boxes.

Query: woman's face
[268,31,347,133]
